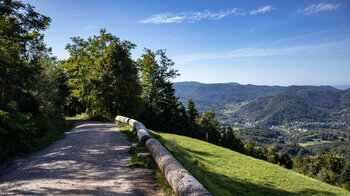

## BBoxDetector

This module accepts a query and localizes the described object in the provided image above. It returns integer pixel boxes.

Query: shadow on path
[0,121,158,195]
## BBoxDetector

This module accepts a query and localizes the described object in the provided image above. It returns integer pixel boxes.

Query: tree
[293,152,310,175]
[186,99,200,137]
[187,99,199,123]
[245,140,256,157]
[341,161,350,190]
[62,29,141,118]
[278,152,293,169]
[266,147,278,164]
[98,42,142,118]
[0,0,70,164]
[137,48,181,132]
[219,127,245,153]
[0,0,51,110]
[198,111,220,144]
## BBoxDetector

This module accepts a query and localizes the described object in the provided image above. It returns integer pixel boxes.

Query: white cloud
[139,5,276,24]
[298,3,341,15]
[174,39,350,63]
[250,5,275,15]
[138,8,245,24]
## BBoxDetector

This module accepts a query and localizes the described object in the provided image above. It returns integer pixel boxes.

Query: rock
[131,143,138,148]
[137,153,151,159]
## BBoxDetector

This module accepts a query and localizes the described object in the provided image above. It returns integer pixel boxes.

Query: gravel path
[0,121,159,195]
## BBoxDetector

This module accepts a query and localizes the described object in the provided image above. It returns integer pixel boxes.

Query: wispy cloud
[250,5,275,15]
[298,3,341,15]
[139,5,276,24]
[138,9,244,24]
[270,28,340,45]
[174,39,350,63]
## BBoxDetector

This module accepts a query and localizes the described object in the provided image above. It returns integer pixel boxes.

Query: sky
[23,0,350,87]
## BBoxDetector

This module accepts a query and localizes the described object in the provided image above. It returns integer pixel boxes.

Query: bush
[0,109,70,165]
[0,110,38,164]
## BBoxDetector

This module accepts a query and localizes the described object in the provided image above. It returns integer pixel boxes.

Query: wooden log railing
[115,115,212,196]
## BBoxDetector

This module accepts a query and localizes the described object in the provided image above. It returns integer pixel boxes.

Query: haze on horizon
[23,0,350,87]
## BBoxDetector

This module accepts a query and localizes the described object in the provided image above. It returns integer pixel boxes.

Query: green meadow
[151,131,350,196]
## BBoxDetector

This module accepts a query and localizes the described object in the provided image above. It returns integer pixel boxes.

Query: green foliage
[279,151,293,169]
[62,29,142,118]
[0,0,51,110]
[0,110,70,165]
[186,99,201,137]
[341,161,350,190]
[197,111,220,144]
[0,110,37,162]
[293,152,349,188]
[219,127,245,153]
[186,99,199,122]
[136,49,185,134]
[0,0,70,165]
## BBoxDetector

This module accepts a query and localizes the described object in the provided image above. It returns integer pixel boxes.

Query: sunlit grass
[151,131,350,196]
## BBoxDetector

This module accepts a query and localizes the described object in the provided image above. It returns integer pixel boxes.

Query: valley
[174,82,350,158]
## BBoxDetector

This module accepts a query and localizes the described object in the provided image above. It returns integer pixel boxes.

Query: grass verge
[150,130,350,196]
[66,113,113,122]
[117,123,175,195]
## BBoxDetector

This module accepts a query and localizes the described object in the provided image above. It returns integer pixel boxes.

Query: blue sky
[23,0,350,86]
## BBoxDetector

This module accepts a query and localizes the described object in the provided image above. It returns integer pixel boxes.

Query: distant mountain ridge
[173,81,284,114]
[239,86,350,126]
[173,81,350,126]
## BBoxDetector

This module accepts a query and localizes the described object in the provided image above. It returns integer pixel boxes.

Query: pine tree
[219,127,245,153]
[267,147,278,164]
[186,99,200,137]
[187,99,199,123]
[175,102,189,135]
[245,140,256,157]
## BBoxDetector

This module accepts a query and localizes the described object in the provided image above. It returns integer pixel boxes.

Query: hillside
[341,89,350,109]
[152,131,350,196]
[239,86,349,126]
[173,81,283,114]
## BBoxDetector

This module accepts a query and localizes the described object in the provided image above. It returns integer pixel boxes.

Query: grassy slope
[151,131,350,196]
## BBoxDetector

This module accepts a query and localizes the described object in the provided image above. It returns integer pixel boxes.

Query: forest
[0,0,349,191]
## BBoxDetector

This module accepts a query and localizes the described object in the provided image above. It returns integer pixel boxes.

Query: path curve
[0,121,159,195]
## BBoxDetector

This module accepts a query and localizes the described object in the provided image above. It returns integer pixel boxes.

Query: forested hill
[173,81,283,113]
[239,86,350,126]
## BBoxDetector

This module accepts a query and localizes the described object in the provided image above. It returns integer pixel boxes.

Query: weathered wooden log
[115,115,212,196]
[115,115,151,145]
[137,128,151,145]
[146,138,212,196]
